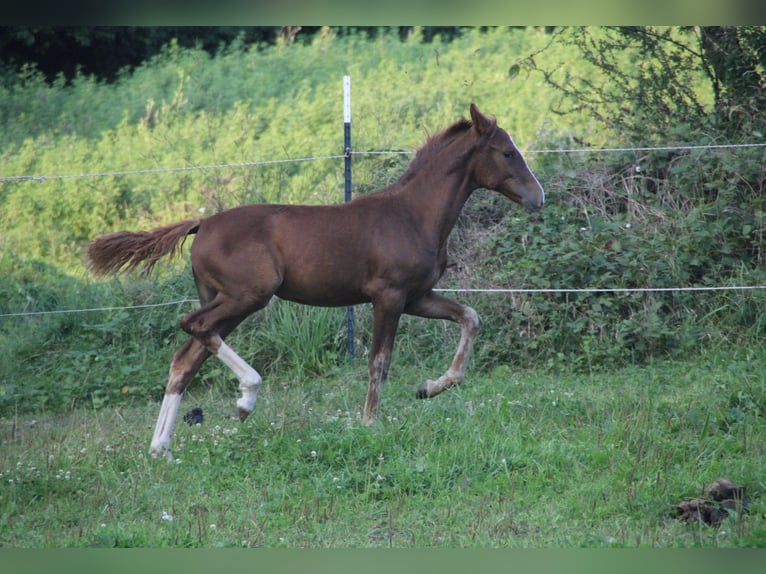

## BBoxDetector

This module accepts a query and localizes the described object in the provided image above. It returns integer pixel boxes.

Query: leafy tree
[698,26,766,136]
[531,26,766,143]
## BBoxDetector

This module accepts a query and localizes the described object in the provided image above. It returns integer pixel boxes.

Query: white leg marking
[216,339,262,417]
[150,393,183,460]
[419,306,480,398]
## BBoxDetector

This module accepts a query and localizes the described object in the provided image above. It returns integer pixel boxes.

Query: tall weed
[249,301,347,377]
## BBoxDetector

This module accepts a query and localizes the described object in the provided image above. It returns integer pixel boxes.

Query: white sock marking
[216,339,262,414]
[150,393,182,460]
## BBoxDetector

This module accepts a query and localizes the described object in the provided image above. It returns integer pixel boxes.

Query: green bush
[464,141,766,370]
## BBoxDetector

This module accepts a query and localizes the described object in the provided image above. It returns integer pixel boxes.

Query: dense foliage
[1,26,764,415]
[0,26,468,82]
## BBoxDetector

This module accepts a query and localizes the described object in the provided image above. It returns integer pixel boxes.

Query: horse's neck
[398,168,474,248]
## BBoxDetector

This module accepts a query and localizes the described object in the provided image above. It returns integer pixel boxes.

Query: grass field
[2,346,764,547]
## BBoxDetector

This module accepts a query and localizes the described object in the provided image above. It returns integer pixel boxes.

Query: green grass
[2,347,764,547]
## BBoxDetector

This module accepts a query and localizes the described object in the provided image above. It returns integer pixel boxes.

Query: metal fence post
[343,75,355,359]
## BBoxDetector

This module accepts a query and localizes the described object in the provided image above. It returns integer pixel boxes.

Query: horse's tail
[87,219,201,276]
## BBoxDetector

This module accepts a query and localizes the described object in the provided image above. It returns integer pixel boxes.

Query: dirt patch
[674,478,749,527]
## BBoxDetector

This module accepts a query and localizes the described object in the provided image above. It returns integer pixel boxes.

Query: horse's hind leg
[404,291,480,399]
[149,292,269,459]
[150,338,210,459]
[180,293,271,421]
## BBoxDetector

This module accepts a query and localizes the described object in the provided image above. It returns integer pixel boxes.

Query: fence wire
[1,143,764,184]
[2,285,765,319]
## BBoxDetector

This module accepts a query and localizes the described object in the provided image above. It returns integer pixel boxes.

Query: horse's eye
[503,151,513,159]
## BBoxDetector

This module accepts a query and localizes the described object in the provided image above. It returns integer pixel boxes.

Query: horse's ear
[469,103,496,138]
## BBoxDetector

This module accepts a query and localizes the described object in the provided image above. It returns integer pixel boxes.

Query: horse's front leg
[404,291,480,399]
[363,295,404,425]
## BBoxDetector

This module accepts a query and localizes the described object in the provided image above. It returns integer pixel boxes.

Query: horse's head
[469,103,545,211]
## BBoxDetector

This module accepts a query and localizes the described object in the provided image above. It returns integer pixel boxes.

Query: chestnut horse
[87,104,544,459]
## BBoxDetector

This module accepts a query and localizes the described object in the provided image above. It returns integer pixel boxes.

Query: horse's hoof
[237,407,251,422]
[416,383,430,399]
[149,445,174,462]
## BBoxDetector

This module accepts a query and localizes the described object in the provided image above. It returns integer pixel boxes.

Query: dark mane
[396,118,473,187]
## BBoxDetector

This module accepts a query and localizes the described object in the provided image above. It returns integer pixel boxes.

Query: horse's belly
[275,274,371,307]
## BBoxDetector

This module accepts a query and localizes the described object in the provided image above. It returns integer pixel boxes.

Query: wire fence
[3,286,765,320]
[2,142,765,184]
[2,140,765,319]
[0,155,347,184]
